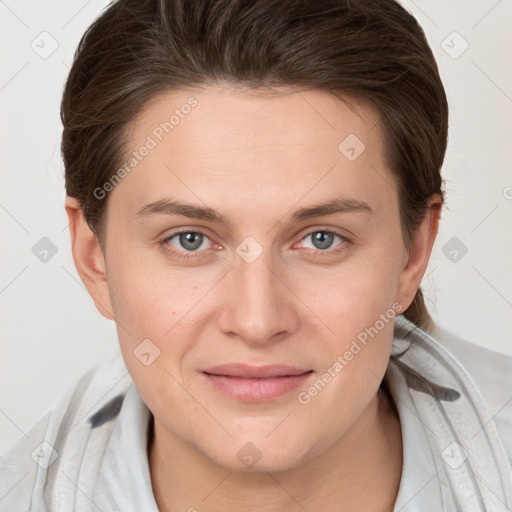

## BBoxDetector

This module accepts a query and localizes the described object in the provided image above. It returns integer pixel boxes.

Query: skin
[66,84,441,511]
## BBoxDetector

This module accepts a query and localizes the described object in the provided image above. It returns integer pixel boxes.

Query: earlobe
[65,197,115,321]
[396,195,442,311]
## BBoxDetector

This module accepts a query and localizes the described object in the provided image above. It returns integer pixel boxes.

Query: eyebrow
[135,197,374,226]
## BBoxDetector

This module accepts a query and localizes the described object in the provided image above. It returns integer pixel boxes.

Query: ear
[65,197,115,321]
[395,195,442,312]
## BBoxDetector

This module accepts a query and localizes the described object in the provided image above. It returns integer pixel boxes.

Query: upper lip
[203,364,312,379]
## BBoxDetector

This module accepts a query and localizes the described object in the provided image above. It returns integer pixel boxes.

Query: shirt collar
[93,381,159,512]
[384,361,443,511]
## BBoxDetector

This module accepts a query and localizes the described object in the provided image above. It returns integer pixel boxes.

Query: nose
[216,242,300,347]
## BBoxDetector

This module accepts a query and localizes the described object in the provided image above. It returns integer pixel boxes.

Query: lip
[202,364,313,402]
[204,364,311,379]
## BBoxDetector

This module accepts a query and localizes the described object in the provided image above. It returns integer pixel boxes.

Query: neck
[148,386,402,512]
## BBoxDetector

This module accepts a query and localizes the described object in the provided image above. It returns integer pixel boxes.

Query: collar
[384,361,443,511]
[93,381,159,512]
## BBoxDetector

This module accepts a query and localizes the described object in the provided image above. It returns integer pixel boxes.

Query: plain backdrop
[1,0,511,456]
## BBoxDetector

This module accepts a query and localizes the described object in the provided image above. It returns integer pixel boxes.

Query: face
[71,84,433,472]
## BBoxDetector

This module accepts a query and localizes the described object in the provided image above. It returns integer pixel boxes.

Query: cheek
[292,272,398,447]
[289,246,402,391]
[108,267,200,412]
[106,253,219,388]
[294,248,403,332]
[107,248,204,333]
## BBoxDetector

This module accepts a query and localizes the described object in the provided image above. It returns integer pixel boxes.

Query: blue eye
[177,232,204,251]
[301,231,345,251]
[163,231,213,254]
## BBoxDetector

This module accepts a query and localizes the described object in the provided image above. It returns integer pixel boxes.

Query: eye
[163,230,214,254]
[160,228,348,260]
[299,230,346,252]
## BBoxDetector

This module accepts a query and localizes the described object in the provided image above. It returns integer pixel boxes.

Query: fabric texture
[1,315,511,511]
[388,319,512,511]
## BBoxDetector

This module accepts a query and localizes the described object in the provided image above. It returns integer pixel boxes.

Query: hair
[61,0,448,333]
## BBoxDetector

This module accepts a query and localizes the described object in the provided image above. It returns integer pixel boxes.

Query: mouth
[202,364,314,402]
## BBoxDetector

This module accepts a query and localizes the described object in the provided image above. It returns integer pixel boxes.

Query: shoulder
[432,324,512,464]
[0,351,132,512]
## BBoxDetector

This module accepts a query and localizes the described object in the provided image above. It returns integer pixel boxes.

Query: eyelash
[159,229,350,260]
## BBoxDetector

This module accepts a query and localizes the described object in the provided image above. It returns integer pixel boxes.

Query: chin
[201,434,313,474]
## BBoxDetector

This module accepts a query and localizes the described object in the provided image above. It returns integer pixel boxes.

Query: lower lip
[203,372,313,402]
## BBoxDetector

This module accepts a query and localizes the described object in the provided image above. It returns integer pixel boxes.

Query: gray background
[1,0,511,455]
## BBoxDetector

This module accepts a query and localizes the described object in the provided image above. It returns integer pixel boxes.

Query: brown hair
[61,0,448,332]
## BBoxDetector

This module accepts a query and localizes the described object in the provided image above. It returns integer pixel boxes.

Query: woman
[1,0,511,510]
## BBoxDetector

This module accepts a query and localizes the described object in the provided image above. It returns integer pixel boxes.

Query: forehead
[131,84,381,154]
[108,84,396,222]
